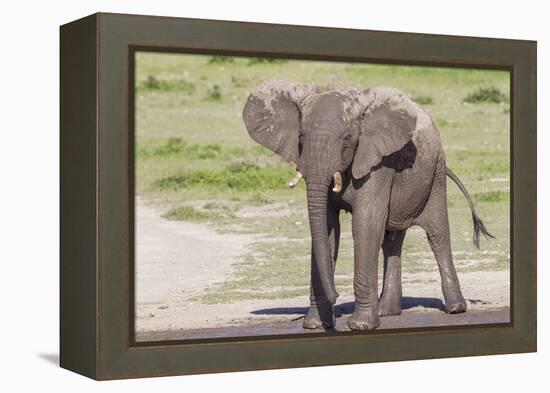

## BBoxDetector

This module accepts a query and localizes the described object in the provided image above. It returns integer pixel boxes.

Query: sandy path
[135,198,254,332]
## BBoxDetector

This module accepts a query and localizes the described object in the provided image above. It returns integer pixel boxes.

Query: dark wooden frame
[60,12,537,380]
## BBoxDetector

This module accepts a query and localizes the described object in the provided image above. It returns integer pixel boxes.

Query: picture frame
[60,12,536,380]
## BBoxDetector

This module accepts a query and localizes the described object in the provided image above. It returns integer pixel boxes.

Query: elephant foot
[303,303,335,329]
[378,293,402,316]
[443,287,467,314]
[446,298,467,314]
[347,303,380,331]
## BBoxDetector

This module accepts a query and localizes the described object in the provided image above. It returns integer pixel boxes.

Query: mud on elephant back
[242,80,494,331]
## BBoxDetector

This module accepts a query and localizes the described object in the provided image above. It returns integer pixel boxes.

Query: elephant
[242,80,493,331]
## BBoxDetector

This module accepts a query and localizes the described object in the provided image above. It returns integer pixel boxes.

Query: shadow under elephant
[250,296,446,320]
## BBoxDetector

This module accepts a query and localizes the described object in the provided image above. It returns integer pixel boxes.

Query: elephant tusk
[288,171,303,188]
[332,172,342,193]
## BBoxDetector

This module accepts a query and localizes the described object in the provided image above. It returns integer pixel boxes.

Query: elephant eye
[343,135,352,148]
[299,134,304,145]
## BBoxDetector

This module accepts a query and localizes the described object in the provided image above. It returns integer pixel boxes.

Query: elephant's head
[242,80,417,304]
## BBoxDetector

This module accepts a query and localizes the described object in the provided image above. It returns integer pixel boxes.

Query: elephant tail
[446,167,495,248]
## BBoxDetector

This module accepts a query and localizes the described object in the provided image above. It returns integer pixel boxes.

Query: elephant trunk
[306,180,338,304]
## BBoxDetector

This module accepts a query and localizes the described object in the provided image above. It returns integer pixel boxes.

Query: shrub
[205,84,222,101]
[137,138,222,160]
[138,75,196,94]
[162,206,221,221]
[153,137,186,156]
[155,175,189,190]
[143,75,161,90]
[463,87,506,104]
[226,161,260,173]
[185,143,222,159]
[247,57,288,66]
[154,162,290,191]
[231,75,249,88]
[248,193,273,205]
[412,95,434,105]
[208,56,235,64]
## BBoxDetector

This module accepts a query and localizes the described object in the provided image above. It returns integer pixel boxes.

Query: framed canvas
[60,12,537,380]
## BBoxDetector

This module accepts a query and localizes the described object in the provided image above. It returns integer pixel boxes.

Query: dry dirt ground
[135,200,510,342]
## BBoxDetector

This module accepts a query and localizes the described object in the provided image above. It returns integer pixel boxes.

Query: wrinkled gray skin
[242,80,492,331]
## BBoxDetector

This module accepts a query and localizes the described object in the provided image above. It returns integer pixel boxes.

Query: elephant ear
[242,80,315,165]
[351,92,417,179]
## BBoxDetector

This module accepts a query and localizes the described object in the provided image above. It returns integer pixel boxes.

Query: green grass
[474,190,509,203]
[446,149,509,178]
[208,56,235,65]
[137,137,222,159]
[247,58,288,66]
[247,192,274,205]
[412,95,434,105]
[204,84,222,101]
[464,86,507,104]
[135,52,510,304]
[137,75,196,94]
[153,162,291,192]
[163,206,220,221]
[162,205,234,222]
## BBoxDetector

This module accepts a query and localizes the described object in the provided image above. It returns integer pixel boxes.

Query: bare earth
[135,200,510,341]
[135,198,256,333]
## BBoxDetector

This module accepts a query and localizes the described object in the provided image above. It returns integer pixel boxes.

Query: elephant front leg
[347,209,388,331]
[303,262,335,329]
[303,208,340,329]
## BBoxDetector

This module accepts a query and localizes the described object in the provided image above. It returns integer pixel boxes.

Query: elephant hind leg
[379,230,406,316]
[417,172,466,314]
